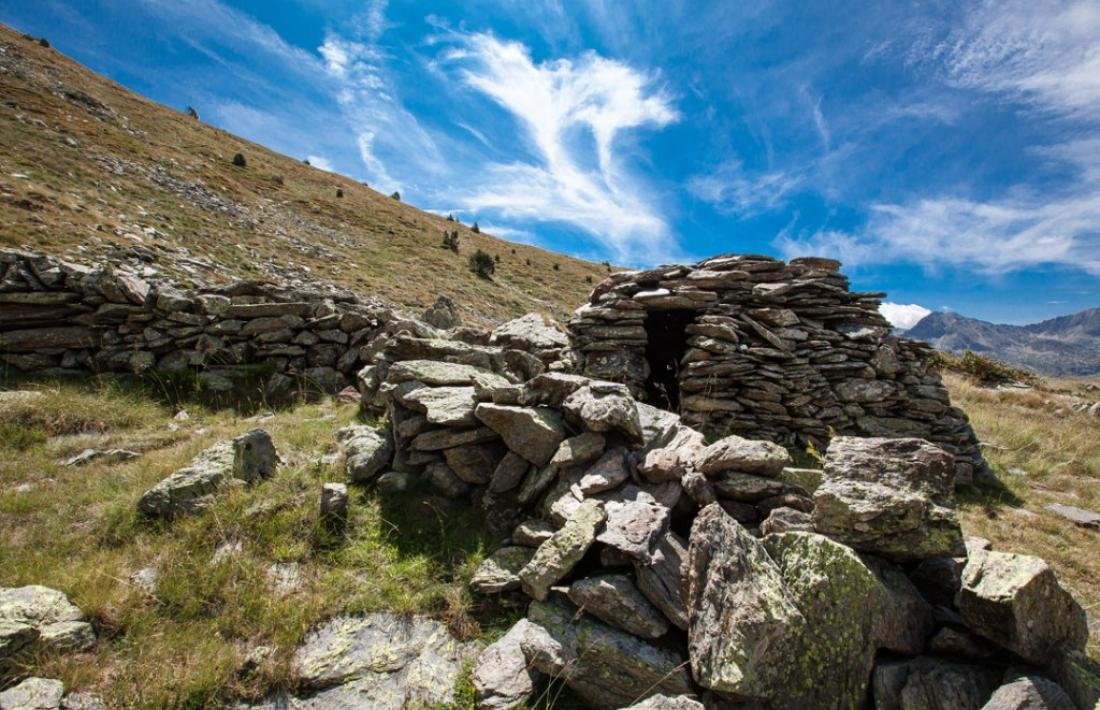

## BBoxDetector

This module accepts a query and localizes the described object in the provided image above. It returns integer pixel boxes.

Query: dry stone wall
[0,248,417,397]
[570,254,985,483]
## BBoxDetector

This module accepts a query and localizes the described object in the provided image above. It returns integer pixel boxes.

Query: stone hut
[568,254,984,482]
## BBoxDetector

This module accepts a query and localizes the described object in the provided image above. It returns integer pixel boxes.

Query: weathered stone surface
[712,472,799,502]
[489,451,531,493]
[471,547,535,594]
[596,484,671,561]
[512,519,555,547]
[63,448,140,467]
[872,656,999,710]
[0,585,95,663]
[635,531,689,630]
[927,627,996,660]
[980,676,1075,710]
[139,431,276,517]
[399,385,478,426]
[522,598,693,708]
[687,503,935,709]
[760,506,814,535]
[519,499,606,601]
[638,427,705,482]
[567,574,669,639]
[443,442,505,485]
[549,432,606,470]
[339,426,393,482]
[686,505,801,699]
[1046,503,1100,529]
[694,435,791,477]
[574,448,630,495]
[475,404,566,467]
[490,313,569,353]
[410,426,498,451]
[285,613,480,708]
[1050,648,1100,710]
[0,677,65,710]
[0,621,38,666]
[958,549,1088,664]
[562,381,643,442]
[471,619,541,710]
[386,359,508,388]
[813,437,965,561]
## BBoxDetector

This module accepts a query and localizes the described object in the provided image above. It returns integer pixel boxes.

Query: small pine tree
[441,230,459,253]
[185,106,199,120]
[39,37,50,48]
[446,213,455,222]
[232,153,246,168]
[553,263,560,271]
[494,254,501,263]
[471,222,480,233]
[303,158,311,165]
[525,258,532,266]
[391,191,401,201]
[586,275,593,283]
[469,249,495,279]
[336,188,344,198]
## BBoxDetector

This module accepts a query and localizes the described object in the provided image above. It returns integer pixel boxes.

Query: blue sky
[4,0,1100,327]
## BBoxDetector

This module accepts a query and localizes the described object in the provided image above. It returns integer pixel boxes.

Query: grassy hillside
[0,25,608,325]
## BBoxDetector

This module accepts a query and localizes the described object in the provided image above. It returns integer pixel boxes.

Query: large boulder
[957,549,1088,664]
[139,430,277,518]
[519,499,606,601]
[475,404,567,467]
[686,504,934,709]
[521,599,693,708]
[421,295,461,330]
[693,435,791,477]
[812,437,965,561]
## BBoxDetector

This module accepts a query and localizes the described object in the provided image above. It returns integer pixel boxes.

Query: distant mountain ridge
[906,308,1100,377]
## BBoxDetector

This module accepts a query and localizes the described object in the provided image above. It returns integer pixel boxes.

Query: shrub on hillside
[336,188,344,198]
[391,191,401,201]
[471,222,480,233]
[469,250,495,279]
[441,230,459,253]
[232,153,246,168]
[928,350,1038,386]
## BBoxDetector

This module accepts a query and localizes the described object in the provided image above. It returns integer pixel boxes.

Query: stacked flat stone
[570,254,985,484]
[0,248,406,395]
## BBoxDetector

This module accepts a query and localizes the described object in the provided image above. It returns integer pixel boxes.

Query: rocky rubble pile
[352,362,1097,709]
[570,254,985,484]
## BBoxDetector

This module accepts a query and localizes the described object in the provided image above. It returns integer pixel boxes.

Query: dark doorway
[643,309,695,411]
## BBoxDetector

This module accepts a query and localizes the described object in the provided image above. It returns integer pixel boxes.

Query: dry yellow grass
[0,24,609,326]
[944,372,1100,658]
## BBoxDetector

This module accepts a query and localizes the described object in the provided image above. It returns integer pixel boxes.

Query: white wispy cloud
[879,302,932,330]
[933,0,1100,119]
[776,188,1100,275]
[440,32,681,261]
[688,160,801,217]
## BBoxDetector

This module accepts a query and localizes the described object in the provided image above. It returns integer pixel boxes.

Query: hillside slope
[908,308,1100,377]
[0,25,609,324]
